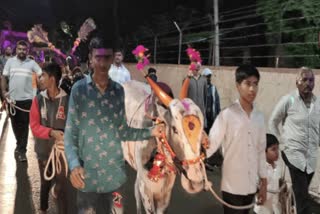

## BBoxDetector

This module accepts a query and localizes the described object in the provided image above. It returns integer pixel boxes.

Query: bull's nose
[186,165,203,183]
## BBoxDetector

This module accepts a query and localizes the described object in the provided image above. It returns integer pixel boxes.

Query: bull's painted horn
[179,77,190,99]
[146,76,173,107]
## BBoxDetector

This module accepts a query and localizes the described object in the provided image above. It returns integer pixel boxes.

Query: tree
[257,0,320,67]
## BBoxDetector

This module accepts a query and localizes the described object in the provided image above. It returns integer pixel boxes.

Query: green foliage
[257,0,320,67]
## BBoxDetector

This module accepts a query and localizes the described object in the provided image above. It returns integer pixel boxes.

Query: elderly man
[269,67,320,214]
[185,63,207,120]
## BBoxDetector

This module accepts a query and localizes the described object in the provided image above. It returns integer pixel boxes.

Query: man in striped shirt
[1,40,42,162]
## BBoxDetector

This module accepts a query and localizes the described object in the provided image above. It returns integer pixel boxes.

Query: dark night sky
[0,0,255,41]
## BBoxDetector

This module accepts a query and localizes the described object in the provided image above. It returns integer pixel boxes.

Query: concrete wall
[125,63,320,121]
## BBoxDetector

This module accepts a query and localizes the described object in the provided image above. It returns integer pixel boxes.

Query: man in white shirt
[1,40,42,161]
[269,67,319,214]
[108,49,131,84]
[207,64,267,214]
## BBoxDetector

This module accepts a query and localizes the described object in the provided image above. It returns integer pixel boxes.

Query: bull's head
[147,76,206,193]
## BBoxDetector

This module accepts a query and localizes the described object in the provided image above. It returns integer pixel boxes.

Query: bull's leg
[137,178,156,214]
[134,177,142,214]
[154,174,176,214]
[153,186,173,214]
[154,194,170,214]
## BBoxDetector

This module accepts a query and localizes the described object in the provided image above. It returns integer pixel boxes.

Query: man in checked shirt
[269,67,320,214]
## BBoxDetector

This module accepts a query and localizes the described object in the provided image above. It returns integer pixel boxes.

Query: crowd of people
[0,35,318,214]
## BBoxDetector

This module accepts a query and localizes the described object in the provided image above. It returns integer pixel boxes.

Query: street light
[173,21,182,65]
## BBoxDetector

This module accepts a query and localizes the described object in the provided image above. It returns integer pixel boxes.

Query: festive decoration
[71,18,96,54]
[27,24,50,44]
[27,25,67,59]
[182,115,201,153]
[112,192,123,208]
[179,47,202,99]
[148,153,166,182]
[132,45,150,71]
[27,18,96,64]
[186,47,202,71]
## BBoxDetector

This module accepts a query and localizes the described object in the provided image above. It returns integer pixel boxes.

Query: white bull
[122,79,207,214]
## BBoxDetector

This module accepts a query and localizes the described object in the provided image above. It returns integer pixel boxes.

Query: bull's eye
[172,126,178,134]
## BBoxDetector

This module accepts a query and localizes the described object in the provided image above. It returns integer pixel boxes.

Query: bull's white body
[122,80,176,213]
[122,80,206,214]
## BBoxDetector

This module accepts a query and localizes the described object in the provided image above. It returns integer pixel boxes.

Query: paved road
[0,113,319,214]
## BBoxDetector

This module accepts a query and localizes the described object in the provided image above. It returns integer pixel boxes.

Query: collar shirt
[64,74,151,193]
[108,64,131,84]
[207,100,267,195]
[254,161,282,214]
[269,90,320,173]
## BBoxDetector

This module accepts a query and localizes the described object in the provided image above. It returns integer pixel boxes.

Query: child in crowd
[254,134,281,214]
[207,64,267,214]
[30,63,73,214]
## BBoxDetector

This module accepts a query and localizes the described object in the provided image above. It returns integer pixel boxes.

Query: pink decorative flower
[142,57,150,66]
[186,47,202,63]
[132,45,148,58]
[132,45,150,70]
[136,62,144,70]
[189,62,197,71]
[186,47,202,71]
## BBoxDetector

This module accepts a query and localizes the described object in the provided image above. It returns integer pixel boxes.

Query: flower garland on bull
[132,45,208,182]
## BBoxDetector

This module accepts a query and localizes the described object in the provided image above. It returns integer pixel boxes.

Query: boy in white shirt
[254,134,281,214]
[207,64,267,214]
